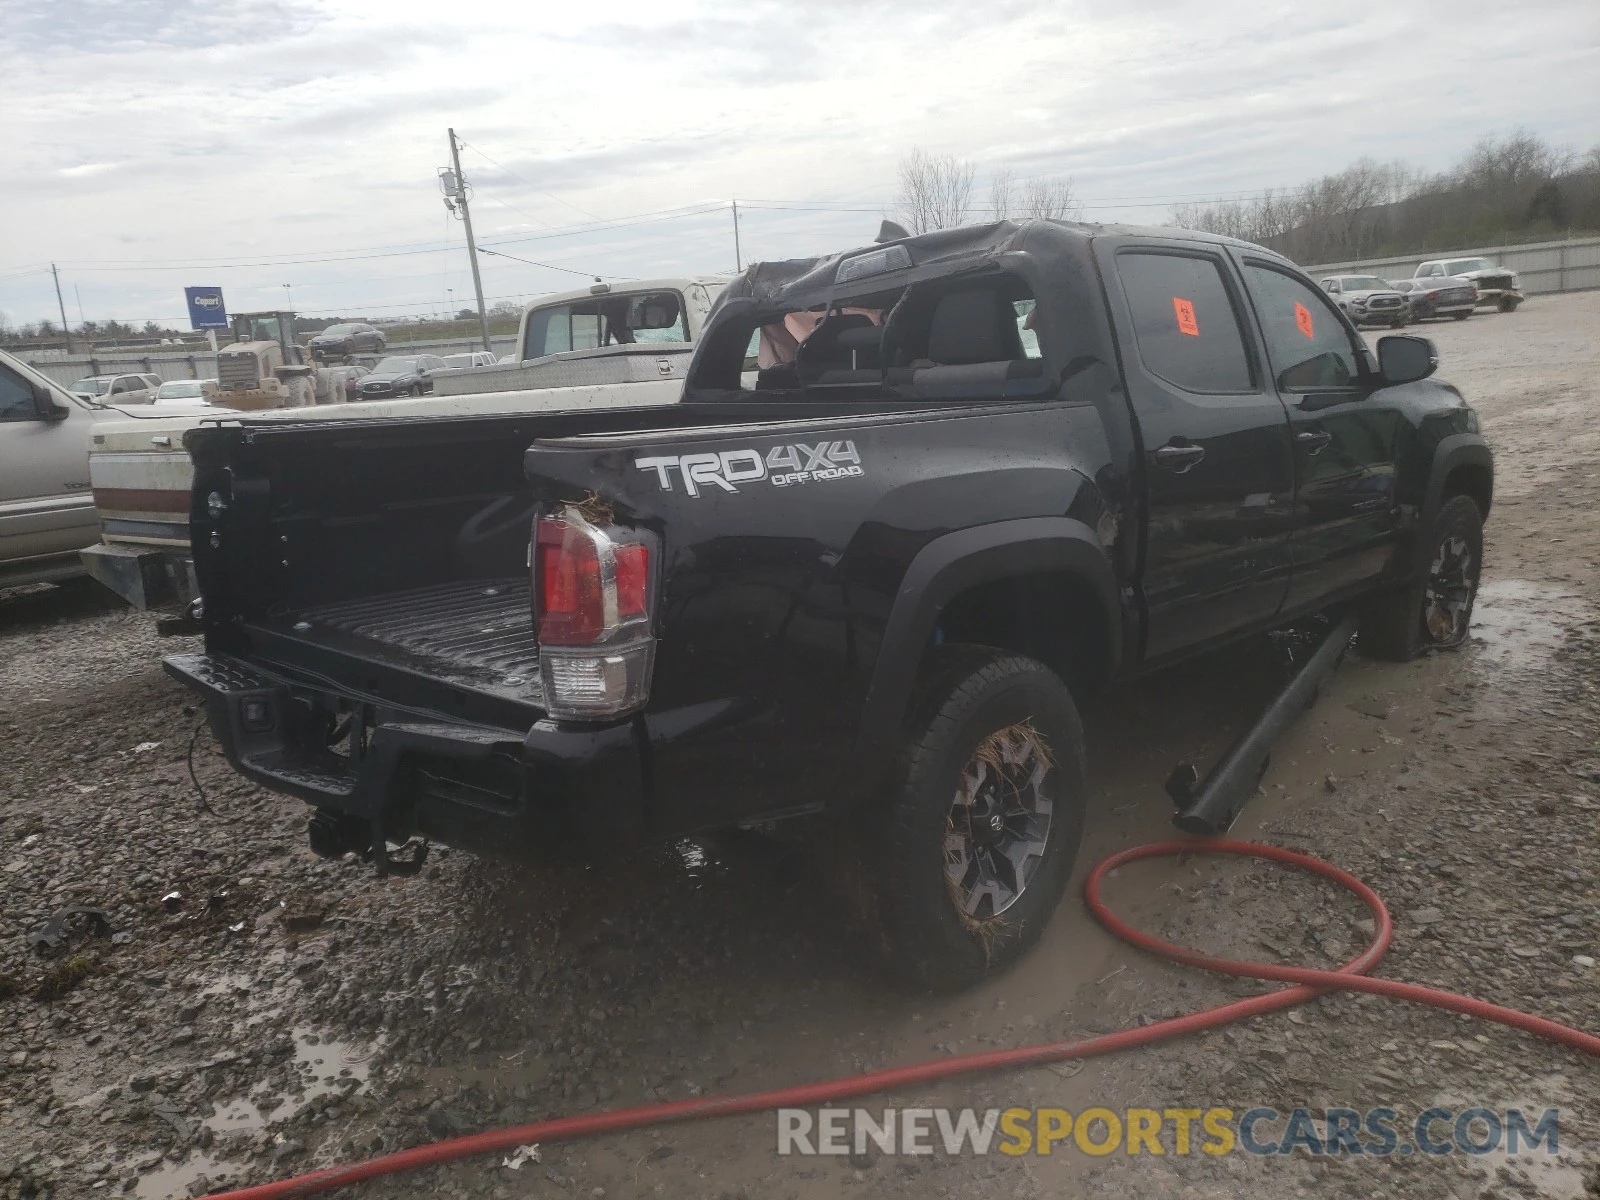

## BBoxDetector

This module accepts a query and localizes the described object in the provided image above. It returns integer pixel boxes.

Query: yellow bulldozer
[203,311,342,410]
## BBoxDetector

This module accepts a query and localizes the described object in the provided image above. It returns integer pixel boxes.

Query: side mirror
[33,384,69,420]
[1377,335,1437,385]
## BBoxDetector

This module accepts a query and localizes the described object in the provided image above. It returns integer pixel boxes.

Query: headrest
[926,290,1012,365]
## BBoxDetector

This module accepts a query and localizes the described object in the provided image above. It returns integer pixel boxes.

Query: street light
[447,288,454,320]
[282,283,292,311]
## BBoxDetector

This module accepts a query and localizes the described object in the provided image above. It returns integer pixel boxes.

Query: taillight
[1426,291,1441,301]
[532,510,655,719]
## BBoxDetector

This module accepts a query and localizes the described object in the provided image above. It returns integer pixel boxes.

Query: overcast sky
[2,0,1596,329]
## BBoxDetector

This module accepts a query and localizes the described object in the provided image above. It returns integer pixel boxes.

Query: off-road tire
[863,646,1087,993]
[1359,494,1484,661]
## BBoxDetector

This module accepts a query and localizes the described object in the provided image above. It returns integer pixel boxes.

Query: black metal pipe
[1171,613,1359,836]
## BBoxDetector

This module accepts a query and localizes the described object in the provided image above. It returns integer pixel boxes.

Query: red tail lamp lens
[614,543,649,618]
[536,518,602,644]
[534,516,650,645]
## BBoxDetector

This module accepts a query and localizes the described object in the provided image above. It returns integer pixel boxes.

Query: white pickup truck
[81,276,731,613]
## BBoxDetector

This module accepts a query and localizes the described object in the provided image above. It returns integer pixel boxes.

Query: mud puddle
[1468,577,1594,669]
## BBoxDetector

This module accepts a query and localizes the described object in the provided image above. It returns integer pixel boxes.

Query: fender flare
[1407,433,1493,577]
[843,516,1121,805]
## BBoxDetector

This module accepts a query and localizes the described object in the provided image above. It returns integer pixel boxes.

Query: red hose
[206,839,1599,1199]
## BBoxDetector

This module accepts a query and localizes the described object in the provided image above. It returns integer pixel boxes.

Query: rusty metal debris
[27,906,112,953]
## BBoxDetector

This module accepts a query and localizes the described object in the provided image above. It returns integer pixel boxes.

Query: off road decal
[635,441,863,496]
[1294,302,1315,339]
[1173,297,1199,337]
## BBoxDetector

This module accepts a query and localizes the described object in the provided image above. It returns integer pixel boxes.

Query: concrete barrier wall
[1305,235,1600,295]
[21,335,519,390]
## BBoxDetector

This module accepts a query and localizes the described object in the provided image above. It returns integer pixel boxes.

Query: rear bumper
[81,542,197,610]
[163,651,645,862]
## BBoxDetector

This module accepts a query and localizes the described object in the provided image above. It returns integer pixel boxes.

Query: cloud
[0,0,1595,324]
[58,162,120,178]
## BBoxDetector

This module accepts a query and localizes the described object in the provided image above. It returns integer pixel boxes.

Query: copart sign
[635,441,863,496]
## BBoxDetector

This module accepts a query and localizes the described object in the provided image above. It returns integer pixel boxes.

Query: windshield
[523,290,687,358]
[320,324,357,336]
[71,377,111,395]
[1341,277,1390,291]
[154,381,203,398]
[1444,259,1494,274]
[373,357,420,374]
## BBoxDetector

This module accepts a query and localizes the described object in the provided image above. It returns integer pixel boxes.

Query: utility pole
[448,129,493,352]
[51,263,72,353]
[731,199,742,272]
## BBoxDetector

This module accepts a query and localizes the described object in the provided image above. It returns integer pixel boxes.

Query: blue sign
[184,286,229,330]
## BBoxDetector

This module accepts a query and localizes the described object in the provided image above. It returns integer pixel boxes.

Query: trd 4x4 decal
[635,441,863,496]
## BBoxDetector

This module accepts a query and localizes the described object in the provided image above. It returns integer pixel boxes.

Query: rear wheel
[860,647,1086,992]
[1359,494,1483,661]
[1452,310,1471,320]
[1390,316,1407,329]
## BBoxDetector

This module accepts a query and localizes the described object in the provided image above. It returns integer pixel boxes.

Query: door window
[0,368,39,421]
[1116,252,1254,394]
[1242,263,1362,392]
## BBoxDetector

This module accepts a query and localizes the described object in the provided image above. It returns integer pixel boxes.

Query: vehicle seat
[888,288,1043,394]
[796,313,877,385]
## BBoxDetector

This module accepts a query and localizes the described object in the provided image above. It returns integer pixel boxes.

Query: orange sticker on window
[1294,302,1315,339]
[1173,297,1199,337]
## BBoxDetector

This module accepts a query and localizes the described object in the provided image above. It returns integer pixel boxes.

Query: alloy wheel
[943,725,1054,920]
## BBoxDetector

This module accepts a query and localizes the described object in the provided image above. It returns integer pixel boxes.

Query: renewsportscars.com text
[776,1106,1559,1158]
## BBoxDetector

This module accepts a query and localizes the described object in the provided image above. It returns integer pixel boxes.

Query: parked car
[1414,257,1523,312]
[168,219,1492,991]
[1389,278,1477,322]
[153,379,215,405]
[308,322,387,362]
[69,373,161,404]
[327,363,371,402]
[440,351,499,370]
[1320,275,1408,327]
[0,350,209,589]
[355,355,447,399]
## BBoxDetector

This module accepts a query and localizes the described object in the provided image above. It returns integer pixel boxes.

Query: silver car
[70,372,161,404]
[153,379,216,405]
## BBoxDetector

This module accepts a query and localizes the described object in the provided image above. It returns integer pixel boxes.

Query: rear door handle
[1296,430,1333,454]
[1154,442,1206,473]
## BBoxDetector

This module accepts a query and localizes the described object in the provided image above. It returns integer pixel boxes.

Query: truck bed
[239,579,542,723]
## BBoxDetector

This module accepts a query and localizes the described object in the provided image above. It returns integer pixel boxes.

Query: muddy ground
[2,293,1597,1200]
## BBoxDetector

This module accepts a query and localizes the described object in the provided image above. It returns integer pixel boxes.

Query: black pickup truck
[167,220,1492,990]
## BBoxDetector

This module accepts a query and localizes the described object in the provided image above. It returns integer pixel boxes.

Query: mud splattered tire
[863,647,1087,993]
[1359,494,1484,661]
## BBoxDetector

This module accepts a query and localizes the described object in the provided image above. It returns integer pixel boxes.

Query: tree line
[891,129,1599,266]
[1169,129,1600,264]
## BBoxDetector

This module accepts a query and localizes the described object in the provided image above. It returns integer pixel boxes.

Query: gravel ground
[2,293,1597,1200]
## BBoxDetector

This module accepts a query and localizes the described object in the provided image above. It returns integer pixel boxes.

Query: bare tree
[896,148,977,234]
[988,166,1017,221]
[1020,176,1081,220]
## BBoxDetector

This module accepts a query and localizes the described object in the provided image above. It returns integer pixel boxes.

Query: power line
[459,140,605,223]
[478,247,603,278]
